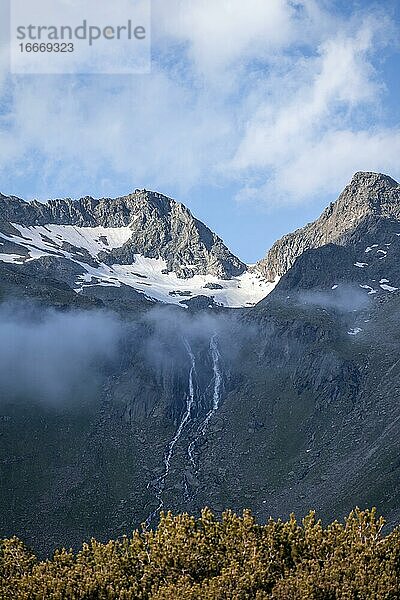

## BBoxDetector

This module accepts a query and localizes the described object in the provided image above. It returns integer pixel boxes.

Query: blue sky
[0,0,399,262]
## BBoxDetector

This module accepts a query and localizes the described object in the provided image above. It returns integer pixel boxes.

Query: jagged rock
[258,172,400,281]
[204,282,223,290]
[179,295,219,310]
[0,190,246,279]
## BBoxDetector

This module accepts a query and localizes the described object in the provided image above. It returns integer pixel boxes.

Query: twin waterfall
[146,334,223,526]
[188,334,222,467]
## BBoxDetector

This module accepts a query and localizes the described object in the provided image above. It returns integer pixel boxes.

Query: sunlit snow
[359,284,377,295]
[0,223,277,308]
[380,284,398,292]
[348,328,362,335]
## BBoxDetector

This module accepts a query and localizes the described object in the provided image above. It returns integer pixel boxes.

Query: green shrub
[1,508,399,599]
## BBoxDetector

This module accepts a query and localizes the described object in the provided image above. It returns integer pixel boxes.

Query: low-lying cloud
[0,303,123,405]
[298,285,371,313]
[0,299,257,408]
[142,305,255,374]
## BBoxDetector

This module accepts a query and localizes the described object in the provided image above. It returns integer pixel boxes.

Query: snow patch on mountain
[0,223,275,307]
[380,283,398,292]
[2,223,134,258]
[72,255,276,307]
[348,328,362,335]
[359,284,377,295]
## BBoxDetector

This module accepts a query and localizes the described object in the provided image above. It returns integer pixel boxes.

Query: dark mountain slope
[194,292,400,529]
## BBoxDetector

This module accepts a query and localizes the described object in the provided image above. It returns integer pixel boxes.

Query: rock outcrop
[258,172,400,281]
[0,190,246,279]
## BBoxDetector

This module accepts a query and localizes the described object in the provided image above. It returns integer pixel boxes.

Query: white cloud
[236,129,400,206]
[230,15,398,204]
[275,129,400,196]
[156,0,299,73]
[0,69,234,196]
[0,0,9,96]
[0,1,398,207]
[232,24,380,170]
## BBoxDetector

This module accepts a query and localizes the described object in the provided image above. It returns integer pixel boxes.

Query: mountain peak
[0,189,247,280]
[331,171,400,220]
[0,189,277,308]
[258,171,400,281]
[349,171,399,188]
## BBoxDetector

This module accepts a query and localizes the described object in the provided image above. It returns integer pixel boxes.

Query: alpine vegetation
[2,508,399,599]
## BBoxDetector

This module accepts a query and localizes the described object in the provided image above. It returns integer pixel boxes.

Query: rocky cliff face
[258,172,400,281]
[97,195,245,279]
[0,190,245,279]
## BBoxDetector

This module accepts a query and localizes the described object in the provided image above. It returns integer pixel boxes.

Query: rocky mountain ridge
[258,172,400,282]
[0,189,277,308]
[0,189,245,280]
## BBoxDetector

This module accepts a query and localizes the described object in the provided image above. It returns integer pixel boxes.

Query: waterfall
[201,334,222,432]
[146,334,223,524]
[146,338,197,525]
[188,333,222,470]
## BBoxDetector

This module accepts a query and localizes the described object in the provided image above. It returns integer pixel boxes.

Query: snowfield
[0,223,277,308]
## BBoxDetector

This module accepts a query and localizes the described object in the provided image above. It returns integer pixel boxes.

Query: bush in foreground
[1,508,399,599]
